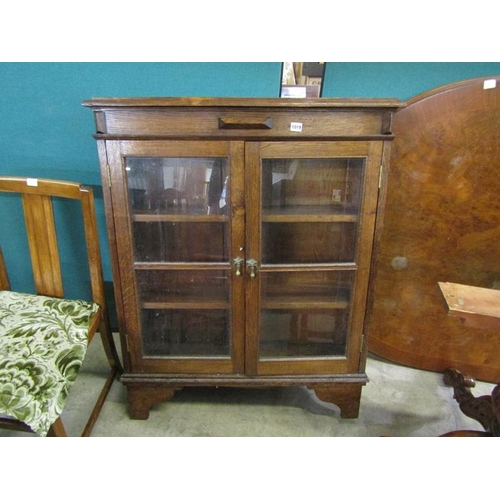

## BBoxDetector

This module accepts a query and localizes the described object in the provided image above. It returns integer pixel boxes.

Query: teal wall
[1,62,499,324]
[322,62,500,99]
[0,62,281,186]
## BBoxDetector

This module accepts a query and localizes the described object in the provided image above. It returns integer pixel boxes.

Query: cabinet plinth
[83,97,403,421]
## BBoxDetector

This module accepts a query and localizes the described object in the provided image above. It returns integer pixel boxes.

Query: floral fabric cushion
[0,290,98,436]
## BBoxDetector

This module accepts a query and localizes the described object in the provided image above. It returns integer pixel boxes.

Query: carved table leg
[127,385,180,420]
[443,368,494,432]
[311,384,363,418]
[491,384,500,436]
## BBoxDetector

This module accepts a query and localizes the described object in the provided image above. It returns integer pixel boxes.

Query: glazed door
[107,140,245,374]
[245,141,383,375]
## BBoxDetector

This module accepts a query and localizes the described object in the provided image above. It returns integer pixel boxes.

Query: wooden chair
[0,176,123,436]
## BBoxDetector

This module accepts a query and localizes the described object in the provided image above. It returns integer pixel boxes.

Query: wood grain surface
[366,77,500,383]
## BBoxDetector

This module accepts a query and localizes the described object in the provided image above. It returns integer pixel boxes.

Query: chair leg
[81,366,120,437]
[98,316,123,377]
[47,417,68,437]
[78,317,122,437]
[44,318,122,437]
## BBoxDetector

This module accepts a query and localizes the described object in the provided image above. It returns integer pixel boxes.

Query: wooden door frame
[106,139,246,374]
[244,141,384,376]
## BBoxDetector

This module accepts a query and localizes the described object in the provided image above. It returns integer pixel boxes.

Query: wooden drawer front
[97,108,388,138]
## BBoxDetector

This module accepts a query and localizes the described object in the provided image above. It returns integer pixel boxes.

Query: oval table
[367,76,500,383]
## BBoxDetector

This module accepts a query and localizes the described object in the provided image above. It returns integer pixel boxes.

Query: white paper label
[290,122,303,132]
[26,178,38,187]
[281,86,307,98]
[484,79,496,90]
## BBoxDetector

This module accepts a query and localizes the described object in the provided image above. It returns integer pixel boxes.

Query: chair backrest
[0,176,106,310]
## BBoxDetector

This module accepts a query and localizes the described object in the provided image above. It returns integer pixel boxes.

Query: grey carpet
[1,333,495,437]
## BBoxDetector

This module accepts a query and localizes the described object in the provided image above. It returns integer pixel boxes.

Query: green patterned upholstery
[0,290,99,436]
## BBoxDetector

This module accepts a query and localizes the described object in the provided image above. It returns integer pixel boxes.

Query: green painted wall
[1,62,498,324]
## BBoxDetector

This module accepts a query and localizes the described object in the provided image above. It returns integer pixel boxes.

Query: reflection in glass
[126,157,230,263]
[125,157,232,358]
[260,310,348,357]
[262,222,356,263]
[142,309,230,357]
[259,271,354,358]
[126,157,228,215]
[262,158,364,213]
[261,158,364,265]
[138,270,231,357]
[133,222,228,262]
[136,269,229,306]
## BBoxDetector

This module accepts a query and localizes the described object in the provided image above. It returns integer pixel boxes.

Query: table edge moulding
[83,97,404,420]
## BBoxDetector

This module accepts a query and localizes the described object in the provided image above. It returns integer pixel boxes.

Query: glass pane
[125,156,232,359]
[262,158,364,213]
[137,270,231,357]
[259,271,354,358]
[136,269,229,306]
[142,309,230,356]
[126,157,230,263]
[261,158,364,264]
[262,222,356,263]
[127,157,228,215]
[132,221,229,262]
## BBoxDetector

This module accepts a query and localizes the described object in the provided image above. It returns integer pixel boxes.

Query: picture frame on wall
[280,62,326,98]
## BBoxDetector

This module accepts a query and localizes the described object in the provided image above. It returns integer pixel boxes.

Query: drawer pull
[246,259,258,278]
[218,117,273,130]
[233,257,244,276]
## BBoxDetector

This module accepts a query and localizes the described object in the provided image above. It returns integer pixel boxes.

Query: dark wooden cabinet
[83,97,402,419]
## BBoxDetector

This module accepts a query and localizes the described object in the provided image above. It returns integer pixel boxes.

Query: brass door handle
[246,259,258,278]
[233,257,244,276]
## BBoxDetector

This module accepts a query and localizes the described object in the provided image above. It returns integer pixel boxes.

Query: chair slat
[22,193,63,297]
[80,187,105,307]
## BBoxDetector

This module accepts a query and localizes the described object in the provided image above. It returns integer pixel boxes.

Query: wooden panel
[228,141,247,374]
[82,97,403,109]
[244,141,262,376]
[366,77,500,383]
[438,282,500,331]
[22,193,63,297]
[82,98,403,140]
[98,108,387,139]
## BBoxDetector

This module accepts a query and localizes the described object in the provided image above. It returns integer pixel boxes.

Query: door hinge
[360,334,365,353]
[124,334,130,353]
[378,164,384,189]
[106,164,112,188]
